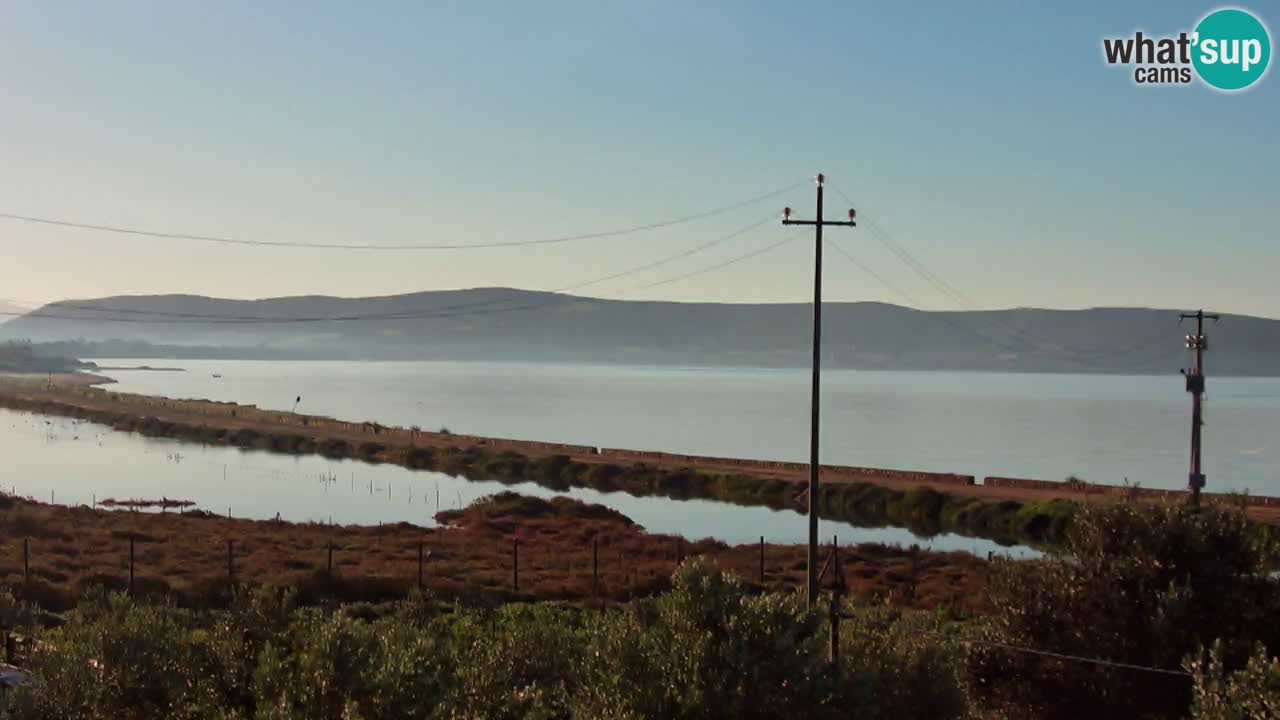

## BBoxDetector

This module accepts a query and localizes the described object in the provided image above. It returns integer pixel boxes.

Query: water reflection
[1,408,1035,558]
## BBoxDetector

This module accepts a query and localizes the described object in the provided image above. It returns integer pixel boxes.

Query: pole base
[1189,473,1206,491]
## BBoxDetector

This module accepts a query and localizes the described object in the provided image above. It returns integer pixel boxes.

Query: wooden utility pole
[783,174,856,609]
[1181,310,1220,508]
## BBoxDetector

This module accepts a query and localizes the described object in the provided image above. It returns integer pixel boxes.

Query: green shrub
[1188,641,1280,719]
[447,603,584,719]
[840,607,973,720]
[977,502,1280,720]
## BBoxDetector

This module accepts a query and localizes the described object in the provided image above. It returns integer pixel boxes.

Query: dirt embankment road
[2,372,1277,525]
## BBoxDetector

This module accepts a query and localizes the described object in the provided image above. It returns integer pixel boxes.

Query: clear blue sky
[1,1,1276,315]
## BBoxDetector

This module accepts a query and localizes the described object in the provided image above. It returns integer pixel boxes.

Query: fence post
[829,589,841,672]
[676,537,682,565]
[909,549,919,602]
[327,539,334,580]
[828,540,843,673]
[592,539,599,598]
[513,539,519,593]
[759,536,765,584]
[128,536,135,595]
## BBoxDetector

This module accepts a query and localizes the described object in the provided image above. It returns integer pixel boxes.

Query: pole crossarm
[783,219,857,227]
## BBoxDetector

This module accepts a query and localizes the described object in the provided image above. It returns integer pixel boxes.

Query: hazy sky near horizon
[1,1,1277,316]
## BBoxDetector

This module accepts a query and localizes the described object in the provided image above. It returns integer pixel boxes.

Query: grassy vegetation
[4,501,1280,719]
[0,564,976,720]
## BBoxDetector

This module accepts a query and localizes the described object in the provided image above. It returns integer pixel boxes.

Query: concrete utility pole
[1181,309,1220,508]
[783,174,855,609]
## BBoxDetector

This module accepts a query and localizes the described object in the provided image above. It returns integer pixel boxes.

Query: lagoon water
[97,360,1280,496]
[0,408,1028,557]
[8,359,1277,559]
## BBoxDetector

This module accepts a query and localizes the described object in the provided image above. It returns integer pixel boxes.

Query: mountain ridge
[3,288,1277,375]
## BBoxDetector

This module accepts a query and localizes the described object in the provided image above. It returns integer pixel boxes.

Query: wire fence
[0,511,1200,684]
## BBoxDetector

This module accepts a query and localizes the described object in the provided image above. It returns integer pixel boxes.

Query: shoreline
[1,373,1277,543]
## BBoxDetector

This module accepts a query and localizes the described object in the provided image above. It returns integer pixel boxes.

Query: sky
[0,1,1276,316]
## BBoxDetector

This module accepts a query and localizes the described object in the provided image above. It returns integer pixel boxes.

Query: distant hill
[3,288,1278,375]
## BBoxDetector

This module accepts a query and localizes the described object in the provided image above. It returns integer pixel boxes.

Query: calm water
[97,360,1280,496]
[0,408,1027,557]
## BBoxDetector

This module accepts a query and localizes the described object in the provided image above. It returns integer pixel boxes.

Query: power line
[826,183,1181,369]
[905,627,1190,677]
[626,229,803,291]
[825,238,927,310]
[4,215,777,324]
[826,184,1084,359]
[0,217,789,326]
[0,180,806,251]
[960,636,1191,678]
[826,238,1029,357]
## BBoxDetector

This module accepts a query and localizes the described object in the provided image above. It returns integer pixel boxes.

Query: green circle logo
[1192,8,1271,91]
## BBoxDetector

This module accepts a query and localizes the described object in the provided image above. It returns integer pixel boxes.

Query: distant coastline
[4,291,1277,375]
[94,365,186,372]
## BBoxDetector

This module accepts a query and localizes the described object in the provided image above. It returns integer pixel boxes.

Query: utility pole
[1181,309,1220,508]
[783,173,855,609]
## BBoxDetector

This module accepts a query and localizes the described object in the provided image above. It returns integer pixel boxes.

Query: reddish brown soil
[0,493,988,613]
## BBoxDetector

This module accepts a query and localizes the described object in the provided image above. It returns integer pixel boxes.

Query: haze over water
[96,359,1280,497]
